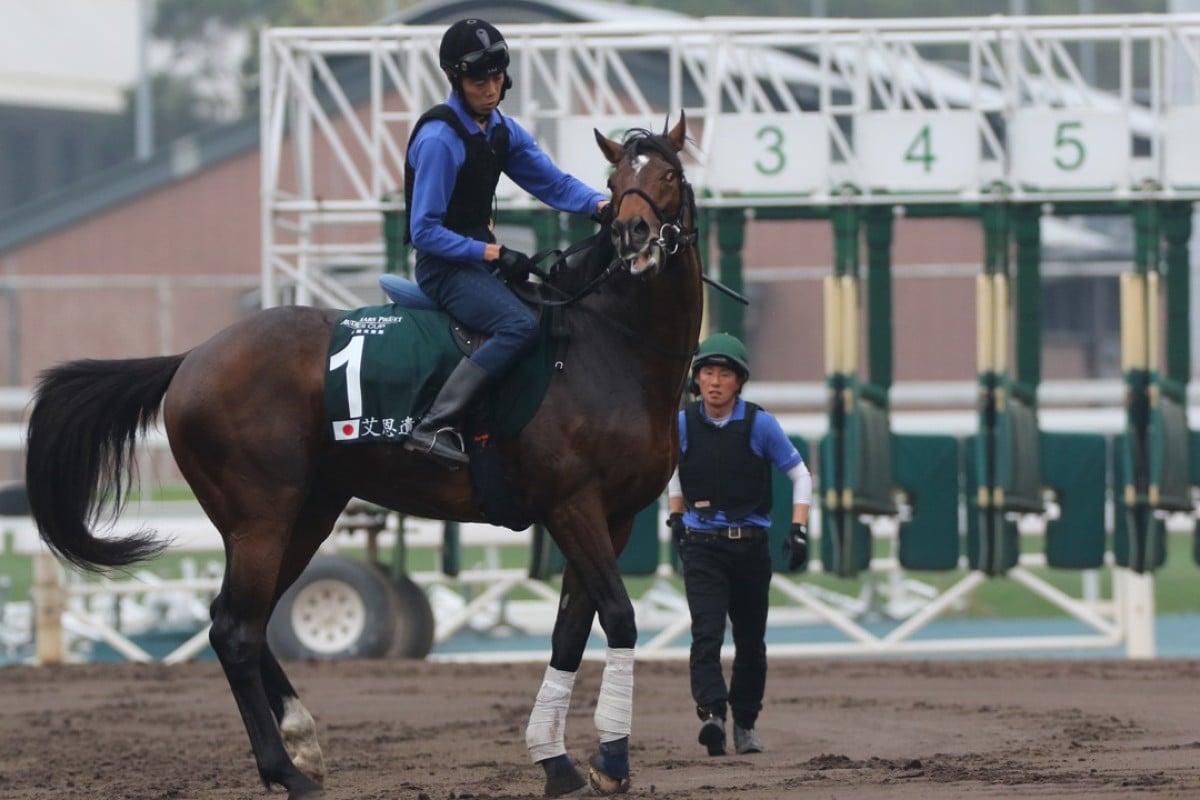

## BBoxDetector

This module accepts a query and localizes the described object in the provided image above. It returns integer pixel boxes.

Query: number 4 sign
[854,111,980,192]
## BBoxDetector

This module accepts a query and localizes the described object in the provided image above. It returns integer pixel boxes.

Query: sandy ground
[0,657,1197,799]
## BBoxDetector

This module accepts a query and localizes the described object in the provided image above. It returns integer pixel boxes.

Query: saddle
[379,273,564,355]
[373,274,560,531]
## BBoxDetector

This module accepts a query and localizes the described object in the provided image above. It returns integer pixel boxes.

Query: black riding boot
[404,359,489,468]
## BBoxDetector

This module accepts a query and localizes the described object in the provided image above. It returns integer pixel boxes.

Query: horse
[23,113,702,799]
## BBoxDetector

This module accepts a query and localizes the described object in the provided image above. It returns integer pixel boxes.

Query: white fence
[1,380,1185,664]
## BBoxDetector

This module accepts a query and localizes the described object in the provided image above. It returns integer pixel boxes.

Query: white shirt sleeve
[788,461,813,506]
[667,467,683,498]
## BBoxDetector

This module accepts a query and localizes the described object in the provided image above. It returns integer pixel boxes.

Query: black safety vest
[404,104,511,245]
[678,401,773,521]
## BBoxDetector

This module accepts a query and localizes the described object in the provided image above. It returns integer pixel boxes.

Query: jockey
[404,18,609,467]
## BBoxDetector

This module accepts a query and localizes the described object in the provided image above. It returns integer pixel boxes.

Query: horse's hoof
[541,753,589,798]
[587,765,631,795]
[586,738,630,795]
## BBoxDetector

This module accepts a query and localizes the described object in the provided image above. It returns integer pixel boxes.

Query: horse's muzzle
[611,216,663,276]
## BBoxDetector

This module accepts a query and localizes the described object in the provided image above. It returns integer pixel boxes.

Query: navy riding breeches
[415,253,539,376]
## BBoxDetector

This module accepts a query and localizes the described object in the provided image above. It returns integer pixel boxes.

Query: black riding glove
[783,523,808,572]
[496,246,534,283]
[591,203,614,226]
[667,512,686,545]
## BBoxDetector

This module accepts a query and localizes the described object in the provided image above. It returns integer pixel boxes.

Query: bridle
[610,177,699,261]
[517,143,724,362]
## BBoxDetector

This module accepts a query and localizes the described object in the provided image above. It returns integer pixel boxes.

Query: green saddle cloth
[324,304,553,443]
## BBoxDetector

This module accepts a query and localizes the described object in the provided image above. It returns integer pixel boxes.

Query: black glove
[783,523,808,572]
[667,512,686,545]
[591,203,614,226]
[496,246,535,283]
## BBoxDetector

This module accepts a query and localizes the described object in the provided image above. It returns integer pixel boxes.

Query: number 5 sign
[854,111,980,192]
[707,114,828,194]
[1009,109,1130,190]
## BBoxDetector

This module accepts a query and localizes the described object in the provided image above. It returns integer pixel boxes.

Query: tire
[268,555,398,660]
[387,574,435,659]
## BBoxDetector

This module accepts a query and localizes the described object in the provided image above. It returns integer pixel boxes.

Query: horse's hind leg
[262,650,326,783]
[260,490,351,784]
[208,489,346,800]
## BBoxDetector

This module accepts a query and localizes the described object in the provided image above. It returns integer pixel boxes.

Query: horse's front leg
[527,564,597,797]
[528,510,636,796]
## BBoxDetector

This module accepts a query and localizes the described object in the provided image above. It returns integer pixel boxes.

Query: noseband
[611,170,698,263]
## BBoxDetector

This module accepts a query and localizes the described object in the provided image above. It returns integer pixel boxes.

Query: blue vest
[678,401,773,521]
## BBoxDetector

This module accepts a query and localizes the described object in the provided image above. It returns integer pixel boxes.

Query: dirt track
[1,657,1197,799]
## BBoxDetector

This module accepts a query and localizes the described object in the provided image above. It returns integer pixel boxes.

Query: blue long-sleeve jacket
[407,94,605,262]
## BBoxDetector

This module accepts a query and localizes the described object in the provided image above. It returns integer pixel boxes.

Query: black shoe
[734,724,763,754]
[404,359,489,468]
[698,715,726,756]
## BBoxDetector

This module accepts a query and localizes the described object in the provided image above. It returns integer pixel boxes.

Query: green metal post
[382,191,408,275]
[715,207,747,337]
[863,205,893,392]
[1012,203,1041,392]
[1127,201,1161,573]
[532,211,562,255]
[1162,201,1192,385]
[824,206,861,577]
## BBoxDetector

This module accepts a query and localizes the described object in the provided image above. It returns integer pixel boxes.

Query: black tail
[25,354,187,572]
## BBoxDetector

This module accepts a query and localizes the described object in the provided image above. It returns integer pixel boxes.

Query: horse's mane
[619,126,684,173]
[546,126,685,295]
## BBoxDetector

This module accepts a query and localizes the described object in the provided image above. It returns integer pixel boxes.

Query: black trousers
[679,533,772,729]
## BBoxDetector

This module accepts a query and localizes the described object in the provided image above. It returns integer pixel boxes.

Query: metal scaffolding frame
[261,13,1200,308]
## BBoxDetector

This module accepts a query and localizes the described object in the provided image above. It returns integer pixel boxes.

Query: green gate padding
[1041,431,1107,569]
[1191,429,1200,567]
[964,435,1019,573]
[1151,383,1192,512]
[849,391,897,515]
[769,437,811,572]
[893,434,960,571]
[528,524,565,579]
[442,522,460,577]
[619,499,661,575]
[528,498,662,580]
[820,433,872,575]
[1112,432,1167,570]
[997,385,1043,513]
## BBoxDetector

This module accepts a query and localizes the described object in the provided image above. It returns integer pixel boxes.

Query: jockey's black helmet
[440,19,510,79]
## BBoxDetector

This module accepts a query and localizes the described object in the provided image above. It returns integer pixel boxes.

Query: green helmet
[692,332,750,383]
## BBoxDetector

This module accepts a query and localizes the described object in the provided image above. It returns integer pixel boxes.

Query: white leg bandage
[594,647,635,743]
[526,666,577,762]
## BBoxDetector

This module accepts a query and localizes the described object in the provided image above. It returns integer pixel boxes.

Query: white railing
[262,14,1200,307]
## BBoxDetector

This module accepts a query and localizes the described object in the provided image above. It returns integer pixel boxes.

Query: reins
[513,139,740,362]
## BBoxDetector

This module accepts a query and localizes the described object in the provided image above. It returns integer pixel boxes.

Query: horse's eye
[664,170,677,182]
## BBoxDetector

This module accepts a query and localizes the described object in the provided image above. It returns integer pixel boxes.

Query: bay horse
[24,113,702,799]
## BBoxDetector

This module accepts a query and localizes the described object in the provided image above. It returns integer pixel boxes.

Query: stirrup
[410,426,464,455]
[405,426,468,468]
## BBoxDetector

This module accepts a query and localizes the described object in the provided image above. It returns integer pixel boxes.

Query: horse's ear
[667,110,686,153]
[595,128,624,165]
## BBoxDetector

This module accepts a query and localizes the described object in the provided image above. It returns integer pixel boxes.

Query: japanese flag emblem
[333,419,360,441]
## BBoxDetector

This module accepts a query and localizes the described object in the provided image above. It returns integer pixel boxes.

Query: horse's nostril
[631,218,650,240]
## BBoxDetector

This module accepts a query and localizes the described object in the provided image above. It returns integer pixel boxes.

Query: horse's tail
[25,354,187,572]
